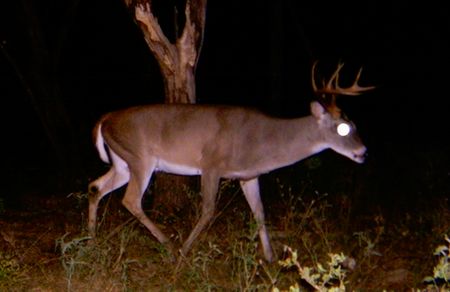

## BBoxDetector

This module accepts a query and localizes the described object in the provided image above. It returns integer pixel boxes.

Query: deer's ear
[310,101,326,119]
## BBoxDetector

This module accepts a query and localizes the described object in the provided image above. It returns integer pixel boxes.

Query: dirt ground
[0,182,449,291]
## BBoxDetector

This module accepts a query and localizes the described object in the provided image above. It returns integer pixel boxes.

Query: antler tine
[335,67,376,94]
[312,61,340,95]
[311,61,319,93]
[326,62,345,90]
[311,61,340,117]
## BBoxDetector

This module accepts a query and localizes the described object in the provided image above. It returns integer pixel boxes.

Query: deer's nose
[353,146,367,163]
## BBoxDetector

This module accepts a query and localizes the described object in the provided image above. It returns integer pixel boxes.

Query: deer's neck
[273,115,327,163]
[229,115,326,178]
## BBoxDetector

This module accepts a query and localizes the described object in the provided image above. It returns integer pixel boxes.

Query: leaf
[423,276,436,283]
[434,245,449,256]
[289,283,300,292]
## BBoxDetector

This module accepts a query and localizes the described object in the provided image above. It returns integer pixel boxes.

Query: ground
[0,169,449,291]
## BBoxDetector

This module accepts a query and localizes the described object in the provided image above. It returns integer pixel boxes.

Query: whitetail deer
[88,63,374,262]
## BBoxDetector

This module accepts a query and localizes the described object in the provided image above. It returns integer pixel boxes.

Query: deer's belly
[155,159,202,176]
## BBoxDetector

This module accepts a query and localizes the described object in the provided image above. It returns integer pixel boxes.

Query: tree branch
[134,3,176,71]
[186,0,207,70]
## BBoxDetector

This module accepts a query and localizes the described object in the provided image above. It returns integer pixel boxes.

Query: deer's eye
[337,122,351,136]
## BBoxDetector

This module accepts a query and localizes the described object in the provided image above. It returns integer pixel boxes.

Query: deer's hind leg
[88,151,129,238]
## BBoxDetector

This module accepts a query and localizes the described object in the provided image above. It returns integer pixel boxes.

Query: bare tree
[124,0,207,103]
[121,0,207,211]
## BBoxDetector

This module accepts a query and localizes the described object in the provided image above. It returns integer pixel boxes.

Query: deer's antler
[312,62,375,118]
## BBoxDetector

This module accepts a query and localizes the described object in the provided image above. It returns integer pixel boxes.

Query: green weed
[424,235,450,289]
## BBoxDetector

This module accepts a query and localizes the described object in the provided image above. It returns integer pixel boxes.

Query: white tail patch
[95,123,109,164]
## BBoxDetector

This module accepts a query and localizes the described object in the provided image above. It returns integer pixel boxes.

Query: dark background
[0,0,449,209]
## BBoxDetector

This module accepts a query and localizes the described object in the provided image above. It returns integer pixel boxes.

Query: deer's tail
[92,116,110,164]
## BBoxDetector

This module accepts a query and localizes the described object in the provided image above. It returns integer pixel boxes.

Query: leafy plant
[55,233,92,291]
[230,218,276,291]
[423,235,450,289]
[274,246,351,292]
[0,251,25,289]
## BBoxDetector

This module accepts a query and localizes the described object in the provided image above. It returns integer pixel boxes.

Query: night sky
[1,0,449,202]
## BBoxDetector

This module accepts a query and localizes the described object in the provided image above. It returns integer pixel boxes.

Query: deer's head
[311,62,374,163]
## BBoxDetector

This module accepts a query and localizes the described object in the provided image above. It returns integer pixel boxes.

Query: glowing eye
[337,123,350,136]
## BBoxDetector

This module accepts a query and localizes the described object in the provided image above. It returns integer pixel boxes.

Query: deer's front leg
[181,171,220,257]
[240,178,274,262]
[121,160,171,246]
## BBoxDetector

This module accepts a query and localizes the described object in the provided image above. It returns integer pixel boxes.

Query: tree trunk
[130,0,206,104]
[160,60,196,103]
[124,0,207,212]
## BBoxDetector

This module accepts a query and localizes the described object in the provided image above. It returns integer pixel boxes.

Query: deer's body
[88,64,372,262]
[99,104,330,179]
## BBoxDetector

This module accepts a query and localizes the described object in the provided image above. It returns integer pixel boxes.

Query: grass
[1,167,450,291]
